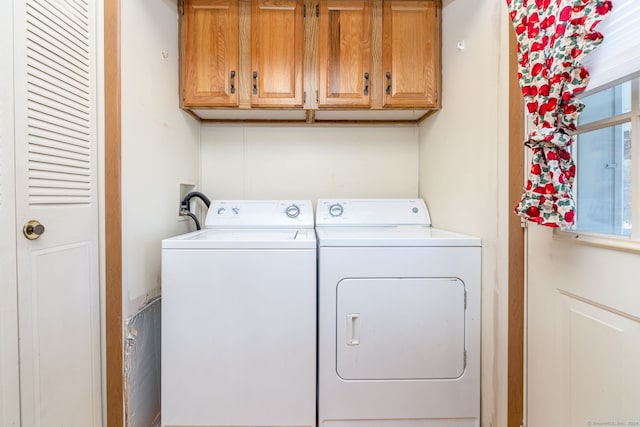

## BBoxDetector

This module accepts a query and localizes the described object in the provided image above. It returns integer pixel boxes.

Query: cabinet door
[251,0,304,107]
[382,0,440,108]
[181,0,239,107]
[318,0,371,107]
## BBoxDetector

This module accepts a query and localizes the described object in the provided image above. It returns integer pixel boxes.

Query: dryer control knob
[286,204,301,218]
[329,203,344,217]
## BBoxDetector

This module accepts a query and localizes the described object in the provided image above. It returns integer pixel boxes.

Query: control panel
[205,200,314,228]
[316,199,431,226]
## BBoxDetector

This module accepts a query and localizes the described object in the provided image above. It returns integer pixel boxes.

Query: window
[527,0,640,247]
[570,78,639,238]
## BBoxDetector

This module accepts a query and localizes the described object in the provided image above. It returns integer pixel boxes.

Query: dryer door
[336,277,466,380]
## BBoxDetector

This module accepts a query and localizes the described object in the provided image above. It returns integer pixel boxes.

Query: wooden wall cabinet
[179,0,441,122]
[180,0,304,110]
[181,0,239,107]
[318,0,372,108]
[251,0,305,107]
[382,0,440,109]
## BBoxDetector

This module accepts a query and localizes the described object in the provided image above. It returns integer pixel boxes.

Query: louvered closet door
[13,0,102,425]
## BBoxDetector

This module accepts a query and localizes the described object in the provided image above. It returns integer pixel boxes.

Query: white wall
[121,0,200,316]
[418,1,511,426]
[200,125,420,202]
[121,1,200,424]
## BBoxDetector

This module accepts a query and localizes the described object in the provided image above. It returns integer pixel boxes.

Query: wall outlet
[178,183,196,221]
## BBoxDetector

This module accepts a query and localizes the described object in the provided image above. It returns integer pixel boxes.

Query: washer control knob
[412,207,419,213]
[285,204,300,218]
[232,207,240,215]
[329,203,344,217]
[217,207,226,215]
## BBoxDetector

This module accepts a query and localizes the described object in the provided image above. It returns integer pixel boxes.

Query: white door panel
[526,225,640,427]
[18,242,101,426]
[336,278,466,380]
[11,0,102,425]
[560,294,640,427]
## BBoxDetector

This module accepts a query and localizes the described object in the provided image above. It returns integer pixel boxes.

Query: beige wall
[419,1,511,426]
[121,0,200,316]
[200,125,420,202]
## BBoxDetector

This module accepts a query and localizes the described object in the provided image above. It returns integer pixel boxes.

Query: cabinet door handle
[252,71,258,95]
[364,72,369,96]
[386,71,391,95]
[230,70,236,94]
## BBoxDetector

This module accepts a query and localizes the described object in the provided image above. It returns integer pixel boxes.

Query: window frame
[554,77,640,252]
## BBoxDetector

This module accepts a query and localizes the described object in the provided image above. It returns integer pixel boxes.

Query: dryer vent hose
[180,191,211,230]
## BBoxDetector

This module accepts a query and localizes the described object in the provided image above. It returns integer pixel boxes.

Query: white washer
[162,200,316,427]
[316,199,481,427]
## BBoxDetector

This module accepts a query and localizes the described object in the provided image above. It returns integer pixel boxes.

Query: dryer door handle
[347,314,360,346]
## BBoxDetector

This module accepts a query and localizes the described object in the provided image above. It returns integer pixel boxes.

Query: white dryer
[161,200,316,427]
[316,199,481,427]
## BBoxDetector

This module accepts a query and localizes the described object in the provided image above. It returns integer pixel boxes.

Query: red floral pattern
[507,0,612,228]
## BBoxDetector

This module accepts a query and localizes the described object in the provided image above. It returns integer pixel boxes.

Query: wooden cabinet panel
[181,0,239,107]
[382,0,440,109]
[251,0,304,107]
[318,0,371,107]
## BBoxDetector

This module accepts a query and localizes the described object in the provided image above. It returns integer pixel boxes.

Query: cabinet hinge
[303,4,306,17]
[316,4,319,17]
[180,0,185,15]
[304,91,306,104]
[315,90,318,104]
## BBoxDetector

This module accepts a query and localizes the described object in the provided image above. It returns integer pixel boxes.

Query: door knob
[23,220,45,240]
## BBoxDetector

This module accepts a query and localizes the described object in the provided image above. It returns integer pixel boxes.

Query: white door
[526,227,640,427]
[2,0,103,425]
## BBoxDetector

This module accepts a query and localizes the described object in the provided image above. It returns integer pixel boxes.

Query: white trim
[0,2,21,426]
[631,78,640,241]
[571,77,639,238]
[554,229,640,253]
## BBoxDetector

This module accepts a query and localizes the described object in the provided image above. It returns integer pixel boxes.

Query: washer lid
[315,226,480,247]
[205,200,314,229]
[316,199,431,226]
[162,228,316,249]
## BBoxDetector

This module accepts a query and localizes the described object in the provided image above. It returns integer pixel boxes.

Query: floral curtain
[507,0,613,228]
